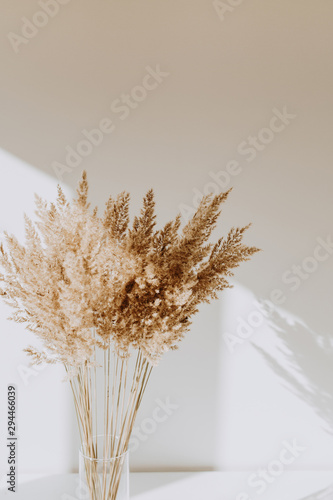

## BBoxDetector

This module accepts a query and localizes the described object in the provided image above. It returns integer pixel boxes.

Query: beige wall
[0,0,332,473]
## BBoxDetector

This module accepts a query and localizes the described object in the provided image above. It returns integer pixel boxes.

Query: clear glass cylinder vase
[79,435,129,500]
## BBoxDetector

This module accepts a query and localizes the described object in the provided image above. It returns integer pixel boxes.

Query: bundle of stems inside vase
[68,339,152,500]
[0,172,259,500]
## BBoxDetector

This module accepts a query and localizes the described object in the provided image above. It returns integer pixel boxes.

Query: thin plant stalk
[69,343,152,500]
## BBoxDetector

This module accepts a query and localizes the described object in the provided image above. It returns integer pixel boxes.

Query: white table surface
[1,472,333,499]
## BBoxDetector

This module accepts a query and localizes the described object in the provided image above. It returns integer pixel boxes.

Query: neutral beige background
[0,0,332,475]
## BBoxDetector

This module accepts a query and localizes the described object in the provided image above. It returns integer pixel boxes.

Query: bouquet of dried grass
[0,172,259,499]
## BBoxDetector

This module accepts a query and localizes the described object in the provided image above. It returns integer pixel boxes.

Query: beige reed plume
[0,171,259,499]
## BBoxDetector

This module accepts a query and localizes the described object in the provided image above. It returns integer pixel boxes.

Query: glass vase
[79,435,129,500]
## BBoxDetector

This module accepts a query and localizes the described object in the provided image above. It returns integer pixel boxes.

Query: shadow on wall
[299,483,333,500]
[253,307,333,435]
[253,306,333,500]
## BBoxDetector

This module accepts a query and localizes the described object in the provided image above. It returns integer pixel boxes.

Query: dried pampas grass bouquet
[0,171,259,500]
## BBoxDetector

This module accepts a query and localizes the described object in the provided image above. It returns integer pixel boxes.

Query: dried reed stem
[69,342,152,500]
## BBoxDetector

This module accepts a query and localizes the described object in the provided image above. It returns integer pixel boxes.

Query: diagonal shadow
[253,307,333,434]
[252,305,333,500]
[297,483,333,500]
